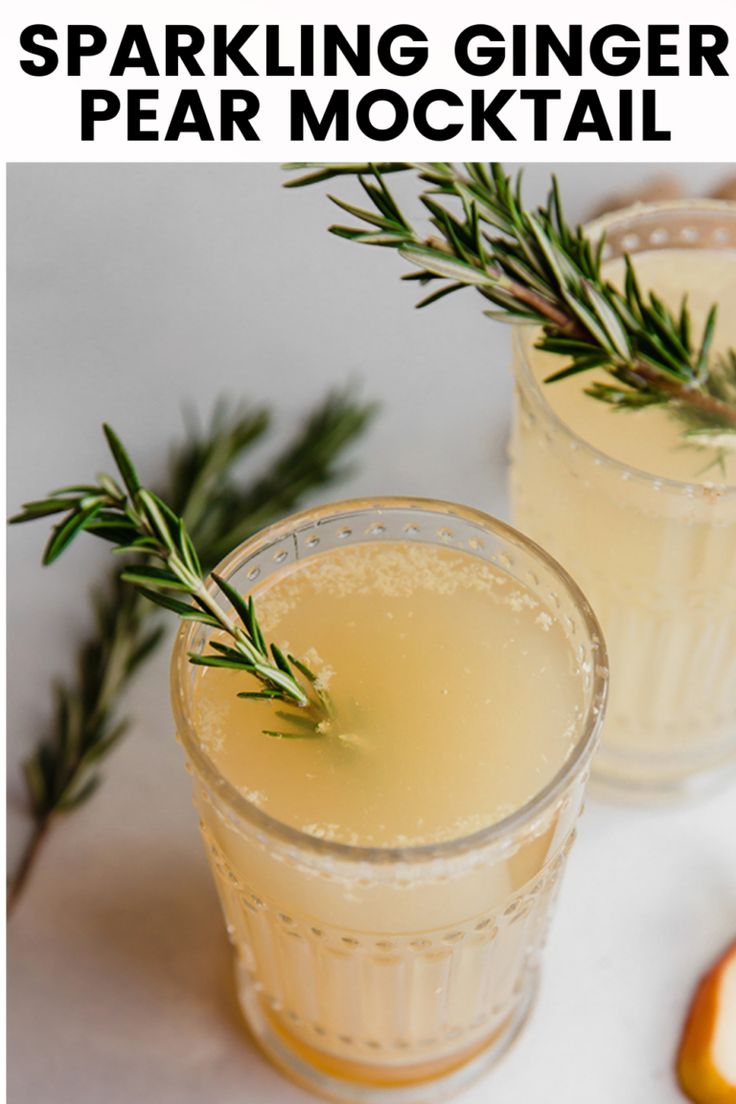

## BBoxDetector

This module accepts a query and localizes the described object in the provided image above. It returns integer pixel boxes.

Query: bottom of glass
[236,964,538,1104]
[591,743,736,804]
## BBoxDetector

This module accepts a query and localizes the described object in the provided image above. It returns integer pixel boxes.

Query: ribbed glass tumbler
[510,201,736,800]
[171,499,607,1103]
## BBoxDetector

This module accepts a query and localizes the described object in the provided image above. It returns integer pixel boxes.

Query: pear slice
[677,942,736,1103]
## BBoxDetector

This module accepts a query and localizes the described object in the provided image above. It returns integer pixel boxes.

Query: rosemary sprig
[8,391,375,913]
[15,425,331,717]
[286,162,736,443]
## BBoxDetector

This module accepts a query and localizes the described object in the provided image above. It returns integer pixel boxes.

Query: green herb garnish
[287,162,736,445]
[12,424,334,728]
[8,392,374,912]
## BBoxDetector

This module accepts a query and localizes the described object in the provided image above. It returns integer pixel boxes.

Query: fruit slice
[677,941,736,1103]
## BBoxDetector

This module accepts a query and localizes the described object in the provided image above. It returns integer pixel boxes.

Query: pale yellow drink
[524,249,736,485]
[171,500,606,1102]
[510,202,736,798]
[194,542,583,846]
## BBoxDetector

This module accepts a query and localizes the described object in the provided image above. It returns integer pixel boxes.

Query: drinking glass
[510,201,736,800]
[171,498,607,1102]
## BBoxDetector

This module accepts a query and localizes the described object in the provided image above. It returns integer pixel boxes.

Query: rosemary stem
[499,271,736,428]
[7,815,51,917]
[189,577,265,666]
[502,278,573,331]
[631,365,736,426]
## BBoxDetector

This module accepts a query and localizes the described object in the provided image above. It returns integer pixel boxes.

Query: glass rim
[170,496,608,866]
[513,197,736,497]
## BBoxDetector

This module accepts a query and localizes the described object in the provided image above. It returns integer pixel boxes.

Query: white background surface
[7,162,736,1103]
